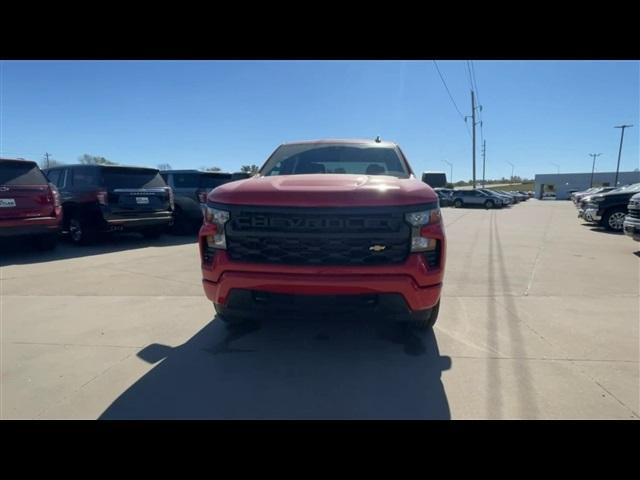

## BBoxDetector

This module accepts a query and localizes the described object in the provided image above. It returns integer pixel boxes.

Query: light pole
[588,153,602,188]
[507,161,514,183]
[443,160,453,185]
[614,124,633,186]
[551,163,560,174]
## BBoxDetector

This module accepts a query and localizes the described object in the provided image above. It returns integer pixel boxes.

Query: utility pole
[481,140,486,187]
[614,124,633,186]
[465,92,482,188]
[589,153,602,188]
[44,152,51,169]
[551,163,560,174]
[443,160,453,185]
[507,161,514,183]
[471,91,476,188]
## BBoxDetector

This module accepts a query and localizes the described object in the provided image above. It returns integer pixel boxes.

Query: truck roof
[45,164,159,172]
[0,157,38,166]
[281,138,398,148]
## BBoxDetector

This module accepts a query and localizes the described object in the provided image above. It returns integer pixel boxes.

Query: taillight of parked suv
[96,189,109,206]
[49,183,62,217]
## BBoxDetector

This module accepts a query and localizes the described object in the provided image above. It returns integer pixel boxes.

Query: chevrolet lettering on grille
[235,215,397,231]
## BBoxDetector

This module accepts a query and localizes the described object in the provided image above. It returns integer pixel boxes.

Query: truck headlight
[203,206,229,249]
[405,209,441,227]
[405,208,441,252]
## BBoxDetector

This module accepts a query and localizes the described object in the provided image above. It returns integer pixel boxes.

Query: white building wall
[534,171,640,199]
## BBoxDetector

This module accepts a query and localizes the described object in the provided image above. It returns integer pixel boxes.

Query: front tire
[453,199,463,208]
[171,207,197,235]
[409,300,440,331]
[214,303,248,326]
[484,200,495,209]
[602,207,626,232]
[69,216,96,245]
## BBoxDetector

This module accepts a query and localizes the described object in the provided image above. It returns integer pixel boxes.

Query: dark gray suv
[160,170,249,234]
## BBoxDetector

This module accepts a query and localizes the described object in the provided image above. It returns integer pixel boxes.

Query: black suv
[582,183,640,232]
[44,164,174,244]
[160,170,249,233]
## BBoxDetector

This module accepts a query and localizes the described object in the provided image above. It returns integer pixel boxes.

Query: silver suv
[451,189,504,209]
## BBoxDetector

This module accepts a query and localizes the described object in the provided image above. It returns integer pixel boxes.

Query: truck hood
[208,174,438,207]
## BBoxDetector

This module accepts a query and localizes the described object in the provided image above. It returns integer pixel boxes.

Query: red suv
[0,158,63,250]
[199,139,446,329]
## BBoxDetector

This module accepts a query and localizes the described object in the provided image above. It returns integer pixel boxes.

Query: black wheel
[453,199,463,208]
[484,199,495,209]
[409,300,440,331]
[214,303,248,325]
[34,234,58,251]
[68,216,96,245]
[171,207,197,235]
[142,227,164,239]
[602,207,626,232]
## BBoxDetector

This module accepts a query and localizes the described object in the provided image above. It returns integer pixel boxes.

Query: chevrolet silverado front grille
[223,206,415,266]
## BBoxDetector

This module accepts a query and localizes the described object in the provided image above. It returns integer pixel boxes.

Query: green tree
[79,154,118,165]
[240,164,260,175]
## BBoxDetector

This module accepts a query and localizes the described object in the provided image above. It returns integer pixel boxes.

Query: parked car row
[0,158,249,250]
[573,183,640,239]
[433,187,530,209]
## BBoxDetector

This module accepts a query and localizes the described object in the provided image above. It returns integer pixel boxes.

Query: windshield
[0,160,48,186]
[260,144,410,178]
[101,168,167,189]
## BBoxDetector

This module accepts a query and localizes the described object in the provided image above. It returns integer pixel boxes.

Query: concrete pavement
[1,200,638,419]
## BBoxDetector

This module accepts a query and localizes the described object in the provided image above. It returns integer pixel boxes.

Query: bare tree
[157,163,172,171]
[79,154,118,165]
[39,156,64,169]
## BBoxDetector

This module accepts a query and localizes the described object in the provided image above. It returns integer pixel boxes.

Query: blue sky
[1,60,638,181]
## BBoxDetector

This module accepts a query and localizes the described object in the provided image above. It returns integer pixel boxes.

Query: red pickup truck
[199,139,446,329]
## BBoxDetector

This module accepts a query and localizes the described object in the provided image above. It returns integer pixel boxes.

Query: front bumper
[203,270,442,313]
[584,208,601,222]
[623,217,640,240]
[201,246,445,313]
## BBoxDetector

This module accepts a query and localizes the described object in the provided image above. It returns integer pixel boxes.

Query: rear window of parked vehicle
[0,160,48,186]
[173,173,232,189]
[101,168,166,189]
[72,167,99,187]
[261,144,410,178]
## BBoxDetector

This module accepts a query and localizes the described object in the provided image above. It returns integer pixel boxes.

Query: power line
[465,61,474,91]
[466,61,484,146]
[470,61,480,104]
[432,61,471,136]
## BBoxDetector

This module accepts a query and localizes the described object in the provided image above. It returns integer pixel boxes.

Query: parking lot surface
[1,200,638,419]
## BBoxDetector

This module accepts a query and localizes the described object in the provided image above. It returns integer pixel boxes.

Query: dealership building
[534,171,640,200]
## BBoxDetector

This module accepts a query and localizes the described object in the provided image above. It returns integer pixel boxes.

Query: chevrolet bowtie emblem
[369,245,386,252]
